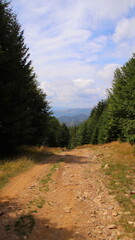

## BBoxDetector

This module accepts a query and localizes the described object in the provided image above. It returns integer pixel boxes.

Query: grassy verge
[0,156,34,189]
[0,146,64,190]
[94,142,135,238]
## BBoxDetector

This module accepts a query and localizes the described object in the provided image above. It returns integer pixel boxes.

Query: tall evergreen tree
[108,58,135,144]
[0,1,50,153]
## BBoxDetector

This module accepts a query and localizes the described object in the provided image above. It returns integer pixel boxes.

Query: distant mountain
[58,114,89,126]
[53,108,91,118]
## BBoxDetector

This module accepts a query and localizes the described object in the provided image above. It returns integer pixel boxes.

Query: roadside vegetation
[0,146,64,190]
[89,142,135,238]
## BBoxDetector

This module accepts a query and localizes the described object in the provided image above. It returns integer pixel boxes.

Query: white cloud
[113,18,135,42]
[98,63,121,83]
[12,0,135,108]
[73,79,94,88]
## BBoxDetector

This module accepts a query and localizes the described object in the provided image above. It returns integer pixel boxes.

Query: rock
[104,164,109,169]
[83,191,89,198]
[112,212,118,217]
[28,185,35,189]
[64,207,72,213]
[108,225,117,229]
[97,225,105,230]
[62,172,66,176]
[87,231,92,236]
[108,206,114,210]
[128,221,135,226]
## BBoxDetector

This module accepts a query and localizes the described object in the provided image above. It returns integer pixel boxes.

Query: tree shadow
[19,148,89,165]
[0,197,83,240]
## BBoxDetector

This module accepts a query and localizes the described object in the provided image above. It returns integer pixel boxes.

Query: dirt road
[0,148,126,240]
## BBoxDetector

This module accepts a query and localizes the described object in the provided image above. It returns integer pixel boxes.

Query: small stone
[98,225,105,229]
[117,231,123,236]
[108,206,114,210]
[64,207,72,213]
[83,191,89,198]
[112,212,118,217]
[97,230,102,234]
[128,221,135,226]
[108,225,117,229]
[87,231,92,236]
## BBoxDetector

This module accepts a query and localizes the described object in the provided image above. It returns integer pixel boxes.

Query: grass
[14,214,35,236]
[26,158,64,212]
[40,161,61,192]
[92,141,135,238]
[0,156,34,189]
[0,146,64,190]
[27,198,45,209]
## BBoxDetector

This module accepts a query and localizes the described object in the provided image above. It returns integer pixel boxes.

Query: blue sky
[12,0,135,108]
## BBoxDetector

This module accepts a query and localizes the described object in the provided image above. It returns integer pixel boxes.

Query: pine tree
[108,58,135,144]
[0,1,50,153]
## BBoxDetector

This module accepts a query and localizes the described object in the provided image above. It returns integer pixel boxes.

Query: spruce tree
[0,1,50,153]
[108,58,135,144]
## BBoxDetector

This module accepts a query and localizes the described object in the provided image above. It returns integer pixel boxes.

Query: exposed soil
[0,147,130,240]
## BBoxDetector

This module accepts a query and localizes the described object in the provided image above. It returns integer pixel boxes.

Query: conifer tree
[0,1,50,153]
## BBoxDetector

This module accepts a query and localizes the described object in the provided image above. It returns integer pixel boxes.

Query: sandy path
[0,148,127,240]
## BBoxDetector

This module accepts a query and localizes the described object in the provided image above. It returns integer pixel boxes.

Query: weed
[97,142,135,238]
[27,198,45,209]
[40,162,61,192]
[0,157,34,189]
[0,145,65,190]
[14,215,35,236]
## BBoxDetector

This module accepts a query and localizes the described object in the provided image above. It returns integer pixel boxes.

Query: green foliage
[0,1,50,154]
[46,117,69,147]
[14,215,35,236]
[69,57,135,147]
[69,126,78,149]
[108,59,135,143]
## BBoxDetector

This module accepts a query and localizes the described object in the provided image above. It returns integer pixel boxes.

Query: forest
[0,0,135,156]
[69,58,135,148]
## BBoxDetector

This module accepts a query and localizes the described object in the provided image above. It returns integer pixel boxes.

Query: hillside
[58,114,89,126]
[0,142,135,240]
[53,108,91,118]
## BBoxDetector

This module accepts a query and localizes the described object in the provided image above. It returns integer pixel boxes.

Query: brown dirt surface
[0,147,131,240]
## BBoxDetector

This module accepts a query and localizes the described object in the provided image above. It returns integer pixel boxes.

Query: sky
[12,0,135,109]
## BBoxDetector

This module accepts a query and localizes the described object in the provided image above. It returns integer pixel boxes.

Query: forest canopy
[69,57,135,148]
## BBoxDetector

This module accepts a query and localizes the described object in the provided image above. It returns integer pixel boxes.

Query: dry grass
[93,141,135,238]
[0,156,34,189]
[0,146,65,190]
